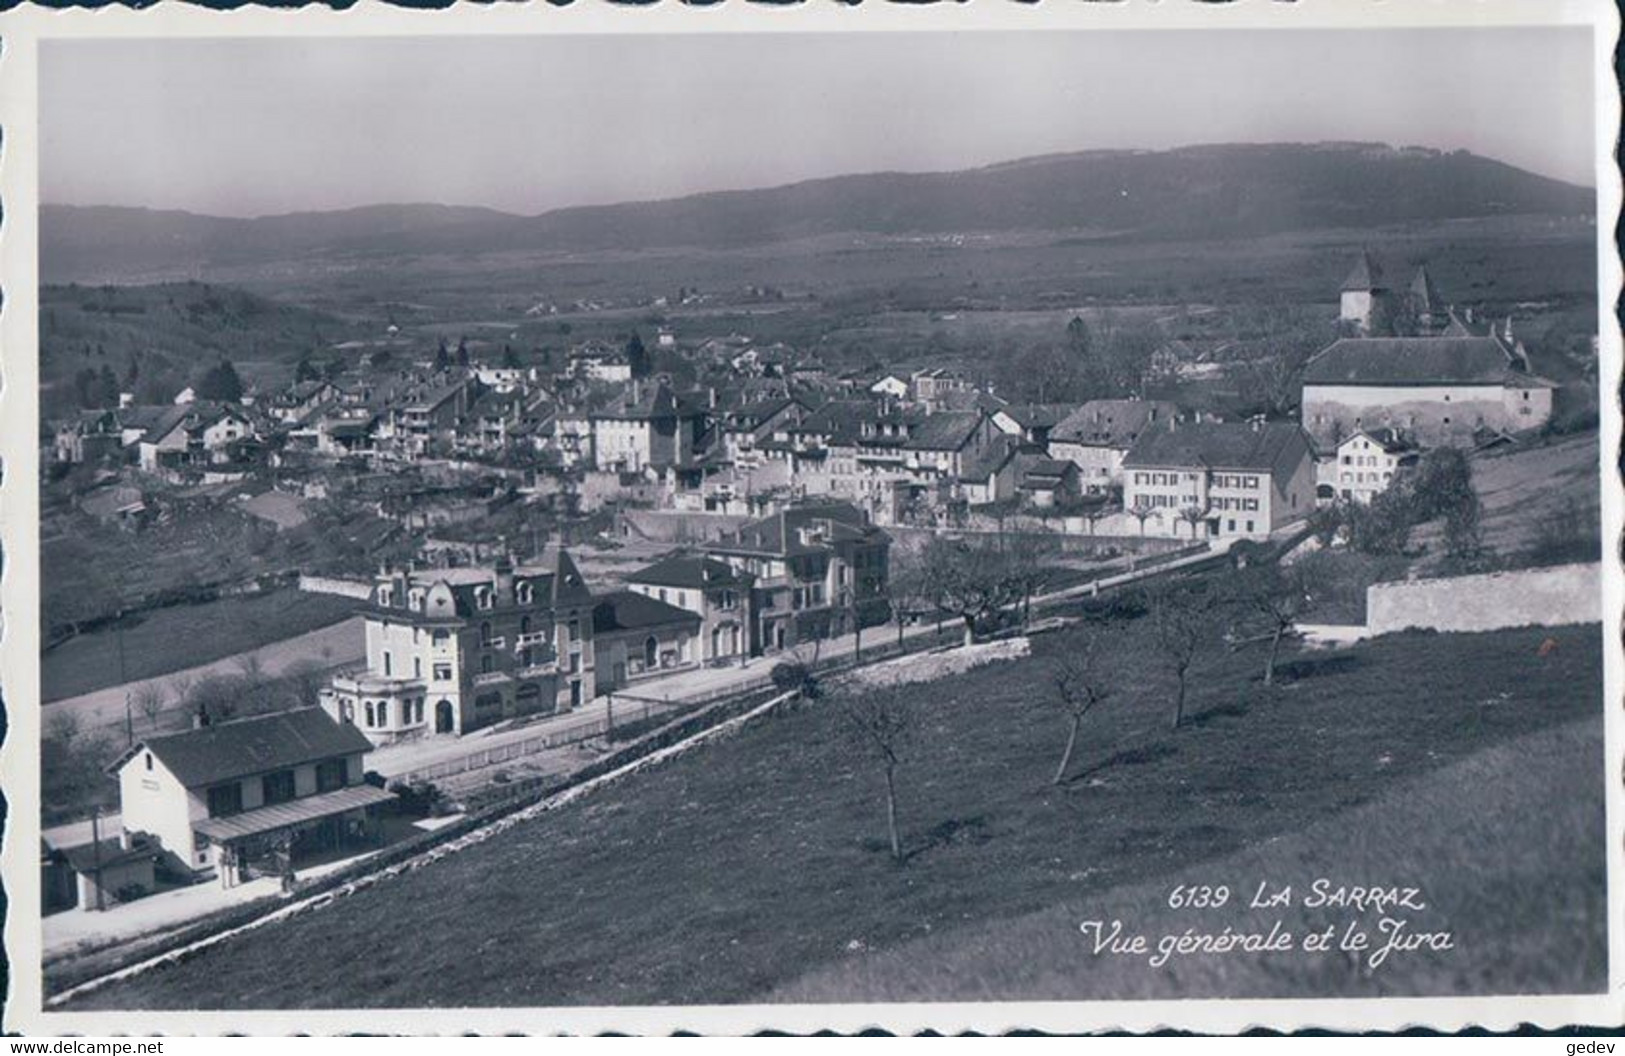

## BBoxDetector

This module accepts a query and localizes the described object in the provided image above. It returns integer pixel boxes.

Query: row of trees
[42,655,333,822]
[836,557,1316,862]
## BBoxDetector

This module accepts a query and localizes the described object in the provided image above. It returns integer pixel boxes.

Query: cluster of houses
[317,499,891,744]
[43,497,894,909]
[45,250,1560,550]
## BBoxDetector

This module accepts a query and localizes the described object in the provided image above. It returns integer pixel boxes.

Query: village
[35,241,1601,964]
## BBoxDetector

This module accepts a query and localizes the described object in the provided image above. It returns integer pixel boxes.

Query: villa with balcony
[319,548,597,743]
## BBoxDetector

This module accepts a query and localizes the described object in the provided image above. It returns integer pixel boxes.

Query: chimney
[494,549,514,603]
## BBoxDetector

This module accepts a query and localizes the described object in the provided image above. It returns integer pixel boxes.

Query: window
[207,783,243,818]
[433,629,450,646]
[520,615,531,635]
[481,655,494,674]
[364,700,376,726]
[1246,520,1256,533]
[568,619,581,642]
[262,770,296,805]
[480,622,493,646]
[415,699,425,724]
[315,758,348,793]
[378,587,393,607]
[645,636,659,669]
[145,752,153,772]
[383,652,392,677]
[659,588,668,603]
[414,657,422,679]
[476,587,493,610]
[434,662,452,681]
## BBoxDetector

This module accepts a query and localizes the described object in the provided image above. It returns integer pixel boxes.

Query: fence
[396,699,676,785]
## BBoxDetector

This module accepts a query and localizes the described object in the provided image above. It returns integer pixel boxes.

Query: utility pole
[116,606,133,747]
[90,805,105,912]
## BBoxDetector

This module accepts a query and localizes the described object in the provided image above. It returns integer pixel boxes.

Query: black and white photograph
[3,0,1620,1036]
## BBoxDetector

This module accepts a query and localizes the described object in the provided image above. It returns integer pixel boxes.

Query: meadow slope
[64,621,1604,1010]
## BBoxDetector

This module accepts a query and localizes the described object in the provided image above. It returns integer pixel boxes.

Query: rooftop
[1302,336,1547,387]
[115,707,373,789]
[592,590,702,634]
[1123,420,1311,479]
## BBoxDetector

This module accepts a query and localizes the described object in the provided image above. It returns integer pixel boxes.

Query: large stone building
[1300,335,1555,452]
[1121,420,1315,541]
[320,549,597,743]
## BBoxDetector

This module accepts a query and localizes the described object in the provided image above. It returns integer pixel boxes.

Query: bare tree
[1127,501,1157,538]
[1177,505,1209,541]
[1048,638,1112,784]
[131,682,168,731]
[836,687,914,863]
[1142,579,1214,730]
[1226,564,1312,687]
[920,537,1021,647]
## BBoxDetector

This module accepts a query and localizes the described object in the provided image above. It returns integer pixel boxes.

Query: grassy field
[66,618,1603,1010]
[42,589,360,702]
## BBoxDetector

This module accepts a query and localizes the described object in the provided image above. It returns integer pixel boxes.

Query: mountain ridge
[42,142,1594,283]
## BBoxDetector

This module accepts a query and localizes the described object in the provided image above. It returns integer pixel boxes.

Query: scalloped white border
[0,0,1619,1035]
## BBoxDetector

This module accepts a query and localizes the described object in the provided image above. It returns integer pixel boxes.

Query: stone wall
[298,574,374,600]
[1366,562,1601,636]
[619,509,753,545]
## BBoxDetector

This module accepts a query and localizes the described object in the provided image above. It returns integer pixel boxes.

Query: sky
[40,28,1598,218]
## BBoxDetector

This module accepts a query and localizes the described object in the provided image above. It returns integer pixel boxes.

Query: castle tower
[1407,264,1446,334]
[1339,251,1386,333]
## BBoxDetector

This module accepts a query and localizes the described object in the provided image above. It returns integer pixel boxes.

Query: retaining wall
[1366,562,1601,636]
[297,574,374,600]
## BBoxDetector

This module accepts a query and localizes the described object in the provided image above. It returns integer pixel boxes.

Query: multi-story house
[137,403,255,472]
[718,396,805,468]
[1330,428,1419,505]
[1048,399,1181,495]
[53,409,124,465]
[268,380,338,424]
[624,553,755,663]
[400,376,478,457]
[902,410,998,486]
[910,368,973,410]
[110,707,391,885]
[589,382,698,472]
[319,548,597,743]
[1121,420,1315,541]
[705,502,890,654]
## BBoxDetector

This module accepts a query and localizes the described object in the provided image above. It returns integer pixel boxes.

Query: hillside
[42,143,1594,283]
[63,620,1603,1009]
[38,281,371,415]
